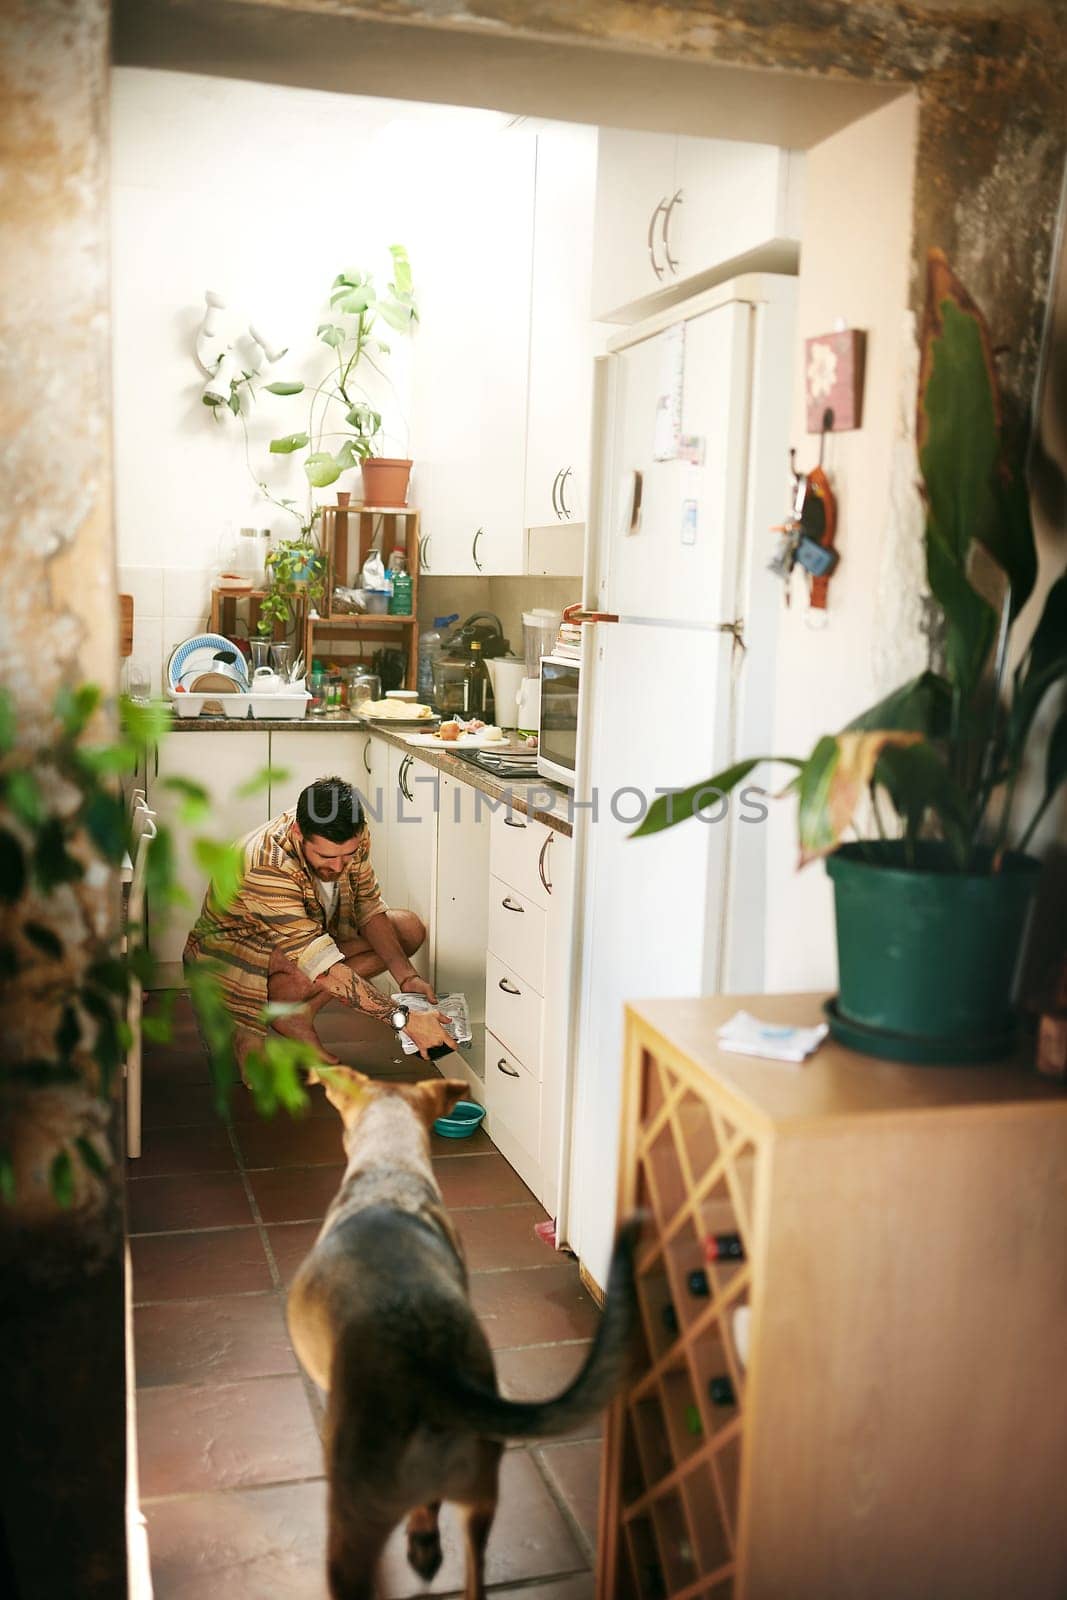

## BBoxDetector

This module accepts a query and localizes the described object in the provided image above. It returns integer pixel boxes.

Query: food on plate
[362,699,433,720]
[438,721,461,742]
[429,719,505,745]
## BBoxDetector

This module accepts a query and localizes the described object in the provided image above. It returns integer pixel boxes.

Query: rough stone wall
[0,1,126,1593]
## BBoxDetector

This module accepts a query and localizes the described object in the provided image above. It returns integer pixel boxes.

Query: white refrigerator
[562,275,797,1285]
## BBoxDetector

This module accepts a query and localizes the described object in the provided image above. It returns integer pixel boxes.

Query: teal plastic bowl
[433,1100,486,1139]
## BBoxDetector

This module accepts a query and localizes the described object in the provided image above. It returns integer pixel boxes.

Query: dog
[286,1066,639,1600]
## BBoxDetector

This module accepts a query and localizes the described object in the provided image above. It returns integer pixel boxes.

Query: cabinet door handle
[538,832,554,894]
[399,753,414,802]
[501,896,525,913]
[472,528,484,571]
[363,740,372,775]
[551,468,563,520]
[498,977,521,995]
[504,816,527,830]
[419,535,432,572]
[662,188,683,275]
[558,467,573,521]
[497,1058,520,1078]
[647,197,667,279]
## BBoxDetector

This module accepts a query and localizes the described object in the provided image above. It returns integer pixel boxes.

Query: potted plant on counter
[635,251,1065,1063]
[265,245,418,507]
[257,515,326,639]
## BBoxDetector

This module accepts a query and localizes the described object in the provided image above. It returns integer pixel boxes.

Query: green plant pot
[826,841,1040,1061]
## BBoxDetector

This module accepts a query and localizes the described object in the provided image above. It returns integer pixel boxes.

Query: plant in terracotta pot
[264,245,418,508]
[634,251,1066,1062]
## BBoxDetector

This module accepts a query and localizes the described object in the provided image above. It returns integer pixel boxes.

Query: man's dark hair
[296,776,365,843]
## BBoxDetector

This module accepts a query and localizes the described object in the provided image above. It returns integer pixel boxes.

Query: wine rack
[596,993,1067,1600]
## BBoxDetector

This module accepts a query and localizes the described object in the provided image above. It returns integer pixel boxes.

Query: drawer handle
[503,816,527,830]
[501,896,524,913]
[498,977,521,995]
[497,1059,520,1078]
[362,740,372,775]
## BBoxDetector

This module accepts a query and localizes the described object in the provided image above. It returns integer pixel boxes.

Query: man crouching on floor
[184,774,453,1071]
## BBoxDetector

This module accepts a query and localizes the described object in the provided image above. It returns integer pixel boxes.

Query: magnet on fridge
[681,499,698,545]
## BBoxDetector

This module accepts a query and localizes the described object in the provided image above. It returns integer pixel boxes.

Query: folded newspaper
[717,1010,828,1065]
[391,992,473,1056]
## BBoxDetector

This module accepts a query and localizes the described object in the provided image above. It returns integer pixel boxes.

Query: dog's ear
[317,1065,371,1122]
[411,1078,468,1128]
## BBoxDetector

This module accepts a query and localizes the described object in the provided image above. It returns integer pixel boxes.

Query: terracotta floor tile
[128,1122,237,1179]
[131,1228,272,1303]
[434,1153,534,1210]
[235,1114,345,1170]
[493,1343,602,1441]
[469,1267,600,1352]
[267,1223,322,1289]
[142,1042,213,1085]
[429,1125,494,1158]
[228,1083,335,1123]
[128,1172,253,1235]
[248,1165,345,1225]
[145,1480,328,1600]
[535,1440,603,1560]
[141,1081,223,1131]
[377,1448,587,1598]
[455,1204,552,1271]
[135,1293,297,1388]
[137,1376,322,1496]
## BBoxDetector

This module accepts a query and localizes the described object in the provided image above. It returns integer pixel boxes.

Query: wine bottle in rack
[704,1230,745,1262]
[709,1375,736,1407]
[686,1268,710,1297]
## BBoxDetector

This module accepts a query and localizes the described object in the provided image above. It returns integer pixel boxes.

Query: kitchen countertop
[166,712,574,836]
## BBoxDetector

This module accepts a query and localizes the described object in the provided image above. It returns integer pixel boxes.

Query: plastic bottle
[388,547,412,615]
[417,614,458,703]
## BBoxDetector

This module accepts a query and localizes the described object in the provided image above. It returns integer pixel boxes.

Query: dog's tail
[434,1216,642,1441]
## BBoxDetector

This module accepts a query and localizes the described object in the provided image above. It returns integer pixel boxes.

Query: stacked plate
[168,634,250,693]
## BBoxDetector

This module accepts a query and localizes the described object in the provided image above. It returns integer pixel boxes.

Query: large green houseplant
[635,252,1065,1061]
[265,245,418,508]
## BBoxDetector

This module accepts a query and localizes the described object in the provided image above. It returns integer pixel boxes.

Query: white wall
[109,68,509,687]
[763,93,920,992]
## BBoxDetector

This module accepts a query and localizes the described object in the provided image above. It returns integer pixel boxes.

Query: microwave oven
[537,654,581,789]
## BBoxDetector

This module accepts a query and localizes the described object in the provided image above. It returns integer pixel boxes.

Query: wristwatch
[389,1004,410,1033]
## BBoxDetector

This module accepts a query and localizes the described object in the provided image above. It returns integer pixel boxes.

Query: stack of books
[554,617,582,659]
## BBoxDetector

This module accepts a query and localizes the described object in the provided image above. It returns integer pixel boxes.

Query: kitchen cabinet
[523,125,597,543]
[409,129,535,576]
[484,809,574,1207]
[267,729,373,818]
[383,746,438,983]
[434,774,491,1091]
[147,731,271,967]
[592,127,802,321]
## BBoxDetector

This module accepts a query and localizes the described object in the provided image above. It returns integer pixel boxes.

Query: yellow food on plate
[438,721,461,742]
[363,700,433,720]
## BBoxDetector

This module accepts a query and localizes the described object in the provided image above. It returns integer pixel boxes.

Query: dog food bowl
[433,1101,486,1139]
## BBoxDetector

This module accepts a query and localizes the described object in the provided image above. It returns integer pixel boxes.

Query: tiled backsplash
[120,566,214,694]
[120,567,580,695]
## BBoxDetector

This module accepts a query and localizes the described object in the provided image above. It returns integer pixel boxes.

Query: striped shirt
[184,809,386,1034]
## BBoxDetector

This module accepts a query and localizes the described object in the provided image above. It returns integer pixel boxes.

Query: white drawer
[484,1029,541,1174]
[489,809,554,910]
[487,876,546,992]
[485,952,543,1075]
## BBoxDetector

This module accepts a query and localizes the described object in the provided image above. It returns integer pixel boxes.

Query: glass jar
[347,668,380,711]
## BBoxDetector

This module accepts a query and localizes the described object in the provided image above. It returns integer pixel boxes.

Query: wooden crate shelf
[597,993,1067,1600]
[309,500,421,688]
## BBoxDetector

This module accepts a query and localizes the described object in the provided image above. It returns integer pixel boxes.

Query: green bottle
[388,548,412,615]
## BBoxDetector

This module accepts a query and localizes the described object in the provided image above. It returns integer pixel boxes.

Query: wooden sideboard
[597,993,1067,1600]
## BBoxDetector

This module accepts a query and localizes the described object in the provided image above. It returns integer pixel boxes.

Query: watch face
[390,1007,408,1030]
